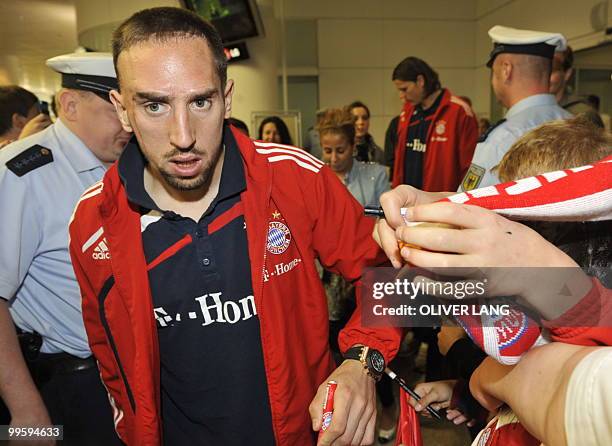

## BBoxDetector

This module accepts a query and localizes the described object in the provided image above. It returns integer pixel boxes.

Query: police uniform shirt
[345,160,390,207]
[0,119,106,357]
[459,94,571,191]
[117,126,274,445]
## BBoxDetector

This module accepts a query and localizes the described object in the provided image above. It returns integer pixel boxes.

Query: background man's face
[393,79,424,105]
[114,36,232,191]
[77,92,131,163]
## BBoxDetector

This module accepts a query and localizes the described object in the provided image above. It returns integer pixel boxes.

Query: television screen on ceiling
[183,0,261,43]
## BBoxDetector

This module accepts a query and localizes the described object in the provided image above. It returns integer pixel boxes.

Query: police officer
[0,53,130,444]
[459,26,571,191]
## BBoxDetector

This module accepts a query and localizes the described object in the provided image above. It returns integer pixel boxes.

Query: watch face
[368,350,385,373]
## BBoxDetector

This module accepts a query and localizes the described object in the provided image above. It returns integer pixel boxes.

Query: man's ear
[57,89,78,122]
[416,74,425,89]
[223,79,234,119]
[109,89,133,132]
[11,112,27,131]
[502,61,513,83]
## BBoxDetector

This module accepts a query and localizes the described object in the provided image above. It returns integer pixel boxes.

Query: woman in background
[257,116,293,145]
[348,100,385,165]
[319,107,389,206]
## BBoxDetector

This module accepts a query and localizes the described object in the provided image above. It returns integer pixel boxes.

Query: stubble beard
[159,146,222,192]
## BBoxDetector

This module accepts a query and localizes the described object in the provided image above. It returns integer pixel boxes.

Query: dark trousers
[32,356,123,446]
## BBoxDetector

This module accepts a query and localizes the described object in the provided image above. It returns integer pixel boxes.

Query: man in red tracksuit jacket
[68,7,401,446]
[390,57,478,191]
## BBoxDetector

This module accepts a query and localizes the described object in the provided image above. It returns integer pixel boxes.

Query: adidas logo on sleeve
[92,238,111,260]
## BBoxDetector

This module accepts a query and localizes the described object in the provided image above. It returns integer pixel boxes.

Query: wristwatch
[343,346,385,381]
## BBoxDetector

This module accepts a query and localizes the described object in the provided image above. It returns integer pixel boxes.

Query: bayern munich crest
[267,221,291,255]
[493,308,527,348]
[435,120,446,135]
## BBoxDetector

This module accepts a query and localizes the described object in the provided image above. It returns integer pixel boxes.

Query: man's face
[393,79,424,105]
[77,93,131,164]
[112,36,233,192]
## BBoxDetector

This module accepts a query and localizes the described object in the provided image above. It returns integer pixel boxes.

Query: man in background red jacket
[390,57,478,191]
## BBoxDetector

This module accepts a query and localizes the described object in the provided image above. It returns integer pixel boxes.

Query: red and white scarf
[443,156,611,365]
[444,155,612,222]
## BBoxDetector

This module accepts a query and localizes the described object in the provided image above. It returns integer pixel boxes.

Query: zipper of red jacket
[97,275,137,414]
[255,183,283,444]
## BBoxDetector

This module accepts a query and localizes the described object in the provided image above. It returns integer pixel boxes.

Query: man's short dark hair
[0,86,38,136]
[112,7,227,88]
[392,57,441,97]
[348,101,370,119]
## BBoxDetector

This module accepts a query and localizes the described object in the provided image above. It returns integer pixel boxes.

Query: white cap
[46,52,117,101]
[46,52,116,78]
[486,25,567,67]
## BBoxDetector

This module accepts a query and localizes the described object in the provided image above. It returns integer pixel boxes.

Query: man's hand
[309,360,376,445]
[18,114,52,140]
[437,326,467,356]
[373,186,452,268]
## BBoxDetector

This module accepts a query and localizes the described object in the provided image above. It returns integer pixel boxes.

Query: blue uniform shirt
[345,160,390,207]
[459,94,571,191]
[0,119,106,357]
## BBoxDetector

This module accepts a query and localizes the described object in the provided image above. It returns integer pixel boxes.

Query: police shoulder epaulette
[6,145,54,177]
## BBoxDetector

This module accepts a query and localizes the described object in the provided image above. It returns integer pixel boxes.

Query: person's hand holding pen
[309,359,376,446]
[372,186,452,268]
[407,380,476,427]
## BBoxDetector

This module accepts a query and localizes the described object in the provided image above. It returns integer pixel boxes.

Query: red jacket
[68,128,402,446]
[392,89,478,191]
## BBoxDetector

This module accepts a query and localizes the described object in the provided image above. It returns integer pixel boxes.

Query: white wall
[282,0,477,146]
